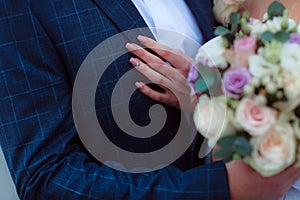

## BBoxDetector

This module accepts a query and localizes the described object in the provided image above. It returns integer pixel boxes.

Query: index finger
[125,43,179,81]
[137,35,194,73]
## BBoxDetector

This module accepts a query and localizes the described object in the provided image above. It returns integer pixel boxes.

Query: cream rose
[194,95,235,147]
[280,43,300,76]
[250,19,268,38]
[246,122,296,177]
[236,98,277,136]
[266,17,296,33]
[196,36,228,69]
[213,0,245,23]
[273,69,300,112]
[248,55,279,78]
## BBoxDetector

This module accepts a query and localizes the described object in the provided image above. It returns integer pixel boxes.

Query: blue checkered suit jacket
[0,0,230,199]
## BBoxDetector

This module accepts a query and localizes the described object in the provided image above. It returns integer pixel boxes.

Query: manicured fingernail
[137,35,148,43]
[165,61,171,66]
[135,82,144,89]
[130,58,140,67]
[125,43,137,51]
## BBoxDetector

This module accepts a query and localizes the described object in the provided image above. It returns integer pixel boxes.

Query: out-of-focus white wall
[0,148,19,200]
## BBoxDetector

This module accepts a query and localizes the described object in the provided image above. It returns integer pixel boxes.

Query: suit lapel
[92,0,215,43]
[91,0,154,42]
[185,0,216,42]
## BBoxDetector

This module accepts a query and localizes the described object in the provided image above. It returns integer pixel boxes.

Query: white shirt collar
[131,0,203,58]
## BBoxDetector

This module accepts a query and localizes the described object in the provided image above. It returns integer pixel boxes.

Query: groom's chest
[30,0,215,80]
[29,0,214,165]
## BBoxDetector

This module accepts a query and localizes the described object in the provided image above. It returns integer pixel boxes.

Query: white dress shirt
[131,0,203,58]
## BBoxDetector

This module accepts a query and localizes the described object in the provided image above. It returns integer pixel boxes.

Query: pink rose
[236,98,277,136]
[234,36,257,59]
[223,49,248,68]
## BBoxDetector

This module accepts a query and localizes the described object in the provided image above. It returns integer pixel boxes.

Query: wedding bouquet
[188,1,300,176]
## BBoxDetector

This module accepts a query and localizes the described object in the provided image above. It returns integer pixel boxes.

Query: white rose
[196,36,228,69]
[236,98,277,136]
[250,19,268,38]
[281,70,300,102]
[266,17,296,33]
[245,122,296,177]
[273,69,300,112]
[280,43,300,76]
[248,55,279,78]
[279,113,300,140]
[193,95,235,147]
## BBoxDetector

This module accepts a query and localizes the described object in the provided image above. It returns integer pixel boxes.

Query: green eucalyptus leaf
[217,135,237,146]
[194,76,208,93]
[223,20,229,29]
[261,31,274,42]
[214,26,230,36]
[274,30,290,42]
[267,1,286,19]
[194,63,221,94]
[213,147,234,162]
[232,137,253,156]
[215,135,253,162]
[230,12,241,32]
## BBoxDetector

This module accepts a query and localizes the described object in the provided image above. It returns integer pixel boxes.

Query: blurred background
[0,148,19,200]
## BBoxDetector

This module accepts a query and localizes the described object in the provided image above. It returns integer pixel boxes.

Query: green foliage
[194,63,220,93]
[214,26,230,36]
[261,30,290,43]
[261,31,274,42]
[274,30,290,42]
[267,1,286,19]
[214,135,253,162]
[214,12,241,36]
[215,13,241,36]
[230,13,241,33]
[214,12,244,46]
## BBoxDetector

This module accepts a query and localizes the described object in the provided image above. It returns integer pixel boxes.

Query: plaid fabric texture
[0,0,230,199]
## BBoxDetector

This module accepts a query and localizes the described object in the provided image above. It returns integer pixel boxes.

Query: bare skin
[125,34,300,200]
[241,0,300,21]
[125,35,197,112]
